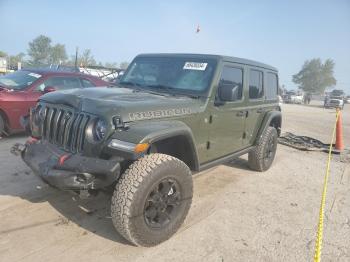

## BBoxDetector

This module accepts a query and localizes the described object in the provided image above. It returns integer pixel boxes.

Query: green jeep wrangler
[12,54,281,246]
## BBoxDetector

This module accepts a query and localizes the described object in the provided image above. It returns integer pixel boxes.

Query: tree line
[0,35,129,69]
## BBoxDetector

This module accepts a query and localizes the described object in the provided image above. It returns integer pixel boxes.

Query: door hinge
[209,115,213,123]
[206,141,210,149]
[242,132,246,139]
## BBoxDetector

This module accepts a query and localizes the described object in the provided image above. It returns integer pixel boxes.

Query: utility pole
[74,47,79,68]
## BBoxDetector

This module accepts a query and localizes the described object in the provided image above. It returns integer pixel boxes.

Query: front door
[207,64,247,161]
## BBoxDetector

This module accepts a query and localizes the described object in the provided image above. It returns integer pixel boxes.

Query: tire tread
[111,153,192,246]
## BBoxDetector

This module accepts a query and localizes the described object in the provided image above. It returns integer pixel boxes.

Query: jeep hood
[39,87,203,122]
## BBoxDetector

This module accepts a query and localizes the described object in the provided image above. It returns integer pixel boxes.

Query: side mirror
[43,86,56,93]
[218,84,240,102]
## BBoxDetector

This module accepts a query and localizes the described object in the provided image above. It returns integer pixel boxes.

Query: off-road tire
[248,126,278,172]
[111,153,193,247]
[0,115,4,136]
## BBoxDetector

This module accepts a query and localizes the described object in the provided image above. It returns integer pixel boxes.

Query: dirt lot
[0,102,349,262]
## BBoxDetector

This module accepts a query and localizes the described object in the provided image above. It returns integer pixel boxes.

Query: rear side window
[218,66,243,101]
[266,73,278,100]
[44,77,82,90]
[81,78,95,87]
[249,70,263,99]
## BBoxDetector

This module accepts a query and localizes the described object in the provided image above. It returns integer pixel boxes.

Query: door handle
[236,111,246,117]
[257,108,264,113]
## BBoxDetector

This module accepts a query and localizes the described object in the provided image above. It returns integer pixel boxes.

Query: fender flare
[255,111,282,145]
[110,120,200,170]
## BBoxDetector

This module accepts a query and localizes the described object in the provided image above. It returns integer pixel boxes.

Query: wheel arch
[148,132,199,171]
[110,120,200,171]
[255,110,282,144]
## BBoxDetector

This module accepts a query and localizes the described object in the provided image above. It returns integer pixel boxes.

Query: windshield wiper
[146,84,176,91]
[145,84,202,99]
[117,82,167,96]
[119,81,142,87]
[117,81,144,91]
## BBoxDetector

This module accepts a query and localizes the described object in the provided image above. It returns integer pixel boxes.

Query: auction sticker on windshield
[28,73,42,78]
[183,62,207,71]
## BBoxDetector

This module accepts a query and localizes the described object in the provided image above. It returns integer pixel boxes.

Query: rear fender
[255,111,282,144]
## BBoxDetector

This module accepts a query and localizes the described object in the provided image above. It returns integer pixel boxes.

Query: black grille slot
[41,105,91,153]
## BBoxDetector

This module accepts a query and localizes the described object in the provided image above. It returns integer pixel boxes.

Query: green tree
[78,49,96,66]
[27,35,52,65]
[8,52,26,68]
[48,44,68,64]
[292,58,336,94]
[0,51,7,57]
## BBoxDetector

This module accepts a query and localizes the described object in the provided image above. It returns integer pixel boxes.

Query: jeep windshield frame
[119,56,217,97]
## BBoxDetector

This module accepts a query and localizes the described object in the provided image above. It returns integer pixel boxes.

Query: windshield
[331,90,344,96]
[0,71,42,90]
[120,56,217,95]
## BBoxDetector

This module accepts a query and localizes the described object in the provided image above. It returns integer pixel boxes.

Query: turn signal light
[134,143,149,153]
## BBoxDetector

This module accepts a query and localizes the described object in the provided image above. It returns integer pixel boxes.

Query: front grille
[41,105,92,153]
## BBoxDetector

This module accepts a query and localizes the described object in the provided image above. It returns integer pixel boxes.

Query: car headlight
[93,119,107,141]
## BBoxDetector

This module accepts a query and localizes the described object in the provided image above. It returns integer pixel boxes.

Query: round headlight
[94,119,107,141]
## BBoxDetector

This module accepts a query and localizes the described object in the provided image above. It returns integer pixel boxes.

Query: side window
[266,72,278,100]
[43,77,81,90]
[59,77,81,89]
[81,78,95,88]
[249,70,263,99]
[35,77,64,91]
[218,66,243,102]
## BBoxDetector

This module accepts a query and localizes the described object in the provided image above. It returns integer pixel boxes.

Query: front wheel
[248,126,278,172]
[111,153,193,246]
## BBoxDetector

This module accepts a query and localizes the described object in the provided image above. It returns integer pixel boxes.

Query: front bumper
[13,140,121,191]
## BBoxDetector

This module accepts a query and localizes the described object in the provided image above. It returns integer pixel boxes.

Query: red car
[0,69,108,135]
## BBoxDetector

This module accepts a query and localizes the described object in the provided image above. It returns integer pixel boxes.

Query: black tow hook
[10,143,26,156]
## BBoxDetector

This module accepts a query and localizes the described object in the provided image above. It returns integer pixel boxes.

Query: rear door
[243,68,266,146]
[207,63,246,161]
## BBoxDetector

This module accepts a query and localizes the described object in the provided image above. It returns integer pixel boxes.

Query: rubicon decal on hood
[129,108,192,121]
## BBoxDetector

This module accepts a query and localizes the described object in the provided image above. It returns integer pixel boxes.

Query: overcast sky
[1,0,349,92]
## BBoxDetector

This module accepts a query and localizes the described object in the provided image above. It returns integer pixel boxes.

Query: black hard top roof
[136,53,278,72]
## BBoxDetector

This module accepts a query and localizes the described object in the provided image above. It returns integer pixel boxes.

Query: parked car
[324,89,345,109]
[283,91,303,104]
[324,96,344,109]
[345,95,349,104]
[278,95,283,110]
[0,69,108,135]
[13,53,281,246]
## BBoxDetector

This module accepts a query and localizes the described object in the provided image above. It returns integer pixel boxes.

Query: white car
[324,96,344,109]
[284,91,303,104]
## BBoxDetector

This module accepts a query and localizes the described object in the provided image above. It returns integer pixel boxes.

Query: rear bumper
[17,141,121,191]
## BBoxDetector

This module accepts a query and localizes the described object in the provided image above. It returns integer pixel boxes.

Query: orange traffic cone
[335,108,344,151]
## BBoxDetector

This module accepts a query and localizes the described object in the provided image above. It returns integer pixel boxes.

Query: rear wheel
[111,153,193,246]
[248,126,278,172]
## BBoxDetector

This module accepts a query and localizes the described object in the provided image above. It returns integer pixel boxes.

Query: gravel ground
[0,102,349,262]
